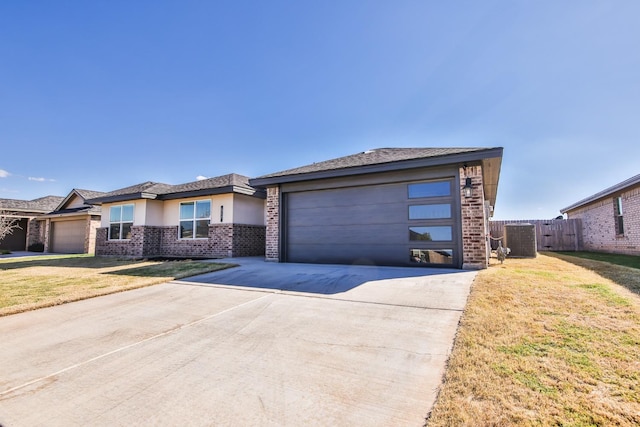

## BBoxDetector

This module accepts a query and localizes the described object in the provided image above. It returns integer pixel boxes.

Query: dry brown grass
[0,255,234,316]
[427,253,640,426]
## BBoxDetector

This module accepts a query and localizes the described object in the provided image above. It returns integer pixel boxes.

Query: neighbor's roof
[87,173,263,204]
[561,173,640,213]
[250,147,504,207]
[0,195,65,214]
[40,188,106,218]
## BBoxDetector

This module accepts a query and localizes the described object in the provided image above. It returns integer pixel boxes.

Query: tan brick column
[460,165,489,269]
[266,186,280,262]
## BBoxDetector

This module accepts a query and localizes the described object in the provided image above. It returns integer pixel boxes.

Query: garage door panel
[287,243,410,265]
[288,204,407,227]
[51,220,85,254]
[288,224,408,245]
[287,185,407,209]
[285,177,460,267]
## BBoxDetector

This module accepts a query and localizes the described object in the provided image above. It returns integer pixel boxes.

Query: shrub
[28,243,44,252]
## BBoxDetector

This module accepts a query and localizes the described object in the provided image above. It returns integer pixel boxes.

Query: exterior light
[463,177,473,197]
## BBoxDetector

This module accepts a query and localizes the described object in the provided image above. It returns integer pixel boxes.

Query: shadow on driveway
[180,257,469,295]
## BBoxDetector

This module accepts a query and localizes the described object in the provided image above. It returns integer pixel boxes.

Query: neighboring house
[561,173,640,256]
[38,189,105,254]
[0,195,64,251]
[250,147,503,269]
[86,173,266,259]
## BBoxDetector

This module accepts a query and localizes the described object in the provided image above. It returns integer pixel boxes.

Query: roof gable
[48,188,106,216]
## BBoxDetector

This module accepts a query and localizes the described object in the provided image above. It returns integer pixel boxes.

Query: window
[409,226,452,241]
[180,200,211,239]
[408,181,450,198]
[409,204,451,219]
[614,196,624,235]
[109,204,134,240]
[410,249,453,265]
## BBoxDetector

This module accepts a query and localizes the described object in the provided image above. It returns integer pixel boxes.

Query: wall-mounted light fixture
[462,164,473,198]
[463,177,473,198]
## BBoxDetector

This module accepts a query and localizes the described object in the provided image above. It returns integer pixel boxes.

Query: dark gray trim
[159,186,266,200]
[88,186,266,204]
[250,148,503,187]
[561,173,640,213]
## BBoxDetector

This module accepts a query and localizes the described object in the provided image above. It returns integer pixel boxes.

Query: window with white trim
[180,200,211,239]
[614,196,624,236]
[109,204,134,240]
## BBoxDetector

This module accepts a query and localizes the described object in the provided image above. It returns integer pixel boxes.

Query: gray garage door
[51,220,86,253]
[285,179,460,267]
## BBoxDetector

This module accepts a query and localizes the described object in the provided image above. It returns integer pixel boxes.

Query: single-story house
[86,173,266,259]
[561,173,640,256]
[38,189,105,254]
[0,195,64,251]
[250,147,503,269]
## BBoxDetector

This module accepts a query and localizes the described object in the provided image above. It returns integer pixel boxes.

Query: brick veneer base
[95,224,265,258]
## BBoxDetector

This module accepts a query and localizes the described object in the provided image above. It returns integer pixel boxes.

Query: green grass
[0,255,235,316]
[427,254,640,426]
[556,251,640,269]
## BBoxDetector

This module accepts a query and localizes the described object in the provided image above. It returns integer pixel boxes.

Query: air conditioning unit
[504,223,537,258]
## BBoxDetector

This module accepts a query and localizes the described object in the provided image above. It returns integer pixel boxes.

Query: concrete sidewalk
[0,259,476,426]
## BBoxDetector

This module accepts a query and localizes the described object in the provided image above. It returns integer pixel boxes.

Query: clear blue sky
[1,1,638,220]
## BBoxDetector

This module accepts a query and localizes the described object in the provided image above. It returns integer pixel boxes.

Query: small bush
[28,243,45,252]
[0,249,11,255]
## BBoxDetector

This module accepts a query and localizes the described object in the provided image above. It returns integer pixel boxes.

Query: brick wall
[232,224,266,257]
[460,165,489,269]
[27,219,44,250]
[95,223,265,258]
[265,186,280,262]
[566,185,640,255]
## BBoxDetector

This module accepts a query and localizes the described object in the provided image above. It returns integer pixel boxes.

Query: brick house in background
[250,147,503,269]
[561,173,640,256]
[0,196,64,251]
[38,189,105,254]
[86,174,266,258]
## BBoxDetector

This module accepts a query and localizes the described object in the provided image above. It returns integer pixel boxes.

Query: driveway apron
[0,258,476,426]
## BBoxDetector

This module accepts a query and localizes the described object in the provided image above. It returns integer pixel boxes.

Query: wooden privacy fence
[489,219,583,252]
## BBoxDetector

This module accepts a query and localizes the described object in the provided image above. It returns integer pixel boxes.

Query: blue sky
[1,1,638,220]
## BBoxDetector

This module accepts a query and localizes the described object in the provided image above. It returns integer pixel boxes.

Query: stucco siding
[233,194,266,226]
[163,194,233,225]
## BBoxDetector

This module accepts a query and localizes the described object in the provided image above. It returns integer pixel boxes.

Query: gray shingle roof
[87,173,261,204]
[256,147,494,179]
[167,174,252,194]
[0,195,65,213]
[74,189,108,201]
[561,173,640,213]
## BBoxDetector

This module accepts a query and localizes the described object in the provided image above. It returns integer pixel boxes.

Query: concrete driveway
[0,258,476,426]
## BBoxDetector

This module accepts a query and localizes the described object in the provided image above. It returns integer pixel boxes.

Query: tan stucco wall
[233,194,266,226]
[101,194,264,228]
[163,194,234,225]
[101,200,146,228]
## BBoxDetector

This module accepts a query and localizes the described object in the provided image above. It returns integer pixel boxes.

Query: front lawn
[427,253,640,426]
[0,255,234,316]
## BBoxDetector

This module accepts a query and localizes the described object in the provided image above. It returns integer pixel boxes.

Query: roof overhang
[561,173,640,213]
[250,147,503,206]
[87,186,266,204]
